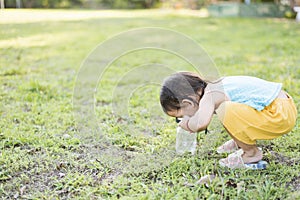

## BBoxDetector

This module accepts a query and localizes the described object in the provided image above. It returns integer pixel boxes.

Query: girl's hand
[179,116,194,133]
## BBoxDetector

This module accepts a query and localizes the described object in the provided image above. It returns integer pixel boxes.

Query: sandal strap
[219,150,245,169]
[217,139,238,154]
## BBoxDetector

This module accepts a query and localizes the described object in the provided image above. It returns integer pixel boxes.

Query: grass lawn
[0,9,300,199]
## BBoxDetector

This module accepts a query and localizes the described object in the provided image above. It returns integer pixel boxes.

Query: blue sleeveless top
[221,76,282,111]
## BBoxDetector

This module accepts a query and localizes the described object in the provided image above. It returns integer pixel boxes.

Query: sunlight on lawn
[0,9,208,24]
[0,10,299,199]
[0,32,75,48]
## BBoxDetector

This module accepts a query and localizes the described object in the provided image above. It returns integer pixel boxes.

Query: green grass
[0,9,300,199]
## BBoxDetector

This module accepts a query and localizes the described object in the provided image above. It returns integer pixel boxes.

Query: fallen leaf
[195,174,216,185]
[237,181,245,193]
[58,173,66,178]
[20,185,26,196]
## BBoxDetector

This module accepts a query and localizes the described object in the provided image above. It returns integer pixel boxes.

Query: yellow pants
[216,94,297,145]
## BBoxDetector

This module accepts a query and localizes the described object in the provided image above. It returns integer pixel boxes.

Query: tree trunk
[16,0,22,8]
[0,0,5,9]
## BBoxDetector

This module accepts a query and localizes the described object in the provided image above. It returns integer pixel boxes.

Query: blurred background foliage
[2,0,210,9]
[2,0,297,19]
[5,0,158,9]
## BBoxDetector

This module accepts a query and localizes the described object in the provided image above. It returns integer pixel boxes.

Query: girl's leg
[234,138,262,163]
[216,102,266,164]
[226,129,262,163]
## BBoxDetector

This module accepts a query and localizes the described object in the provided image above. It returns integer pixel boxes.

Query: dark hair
[160,72,207,113]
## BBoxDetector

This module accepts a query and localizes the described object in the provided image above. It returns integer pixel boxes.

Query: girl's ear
[181,99,196,107]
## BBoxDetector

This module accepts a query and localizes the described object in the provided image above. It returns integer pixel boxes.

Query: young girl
[160,72,297,169]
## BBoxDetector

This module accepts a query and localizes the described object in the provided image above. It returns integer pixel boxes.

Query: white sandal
[219,149,245,169]
[219,149,267,169]
[217,139,239,154]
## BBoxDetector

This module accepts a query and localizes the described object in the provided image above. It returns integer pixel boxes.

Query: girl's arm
[180,93,215,132]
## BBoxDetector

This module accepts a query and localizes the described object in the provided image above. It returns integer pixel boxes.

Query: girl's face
[166,98,199,118]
